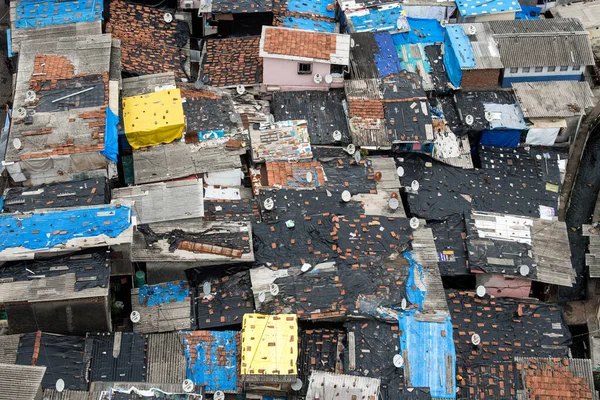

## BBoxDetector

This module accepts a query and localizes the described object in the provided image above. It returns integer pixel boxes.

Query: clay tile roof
[201,36,262,87]
[260,26,351,65]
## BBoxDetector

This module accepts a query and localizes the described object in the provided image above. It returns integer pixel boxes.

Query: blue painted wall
[501,73,583,88]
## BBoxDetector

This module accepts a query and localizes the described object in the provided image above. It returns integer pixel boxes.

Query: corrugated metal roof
[0,334,21,364]
[0,363,46,400]
[305,371,380,400]
[495,34,594,67]
[488,18,587,35]
[121,73,176,98]
[147,332,187,384]
[131,288,191,334]
[43,390,102,400]
[512,81,595,118]
[451,23,503,70]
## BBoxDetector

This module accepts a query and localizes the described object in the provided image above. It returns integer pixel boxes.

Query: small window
[547,66,556,72]
[522,67,530,73]
[298,63,312,74]
[560,65,569,71]
[534,66,543,72]
[510,67,518,73]
[572,65,581,71]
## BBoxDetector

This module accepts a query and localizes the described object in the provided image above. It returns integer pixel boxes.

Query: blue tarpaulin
[101,108,119,162]
[516,5,541,19]
[15,0,103,29]
[455,0,521,17]
[6,29,13,58]
[392,18,445,46]
[283,16,336,32]
[183,331,238,392]
[443,30,463,88]
[348,5,404,32]
[480,129,522,148]
[138,280,190,306]
[374,32,402,78]
[445,26,475,69]
[0,205,131,251]
[398,311,457,398]
[287,0,335,19]
[404,252,427,309]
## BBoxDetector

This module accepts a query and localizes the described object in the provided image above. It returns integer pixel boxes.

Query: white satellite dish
[484,112,494,122]
[325,74,333,84]
[202,281,211,294]
[519,265,530,276]
[313,73,323,84]
[291,378,303,391]
[13,138,22,150]
[476,285,486,297]
[263,198,274,211]
[389,197,399,210]
[409,217,419,229]
[15,107,27,119]
[306,171,313,183]
[229,113,239,123]
[468,25,477,35]
[346,143,356,155]
[353,150,361,163]
[214,391,225,400]
[471,333,481,346]
[332,130,342,141]
[341,190,352,202]
[182,379,194,393]
[258,291,266,303]
[393,354,404,368]
[269,283,279,296]
[350,38,355,48]
[55,379,65,393]
[301,263,312,273]
[411,180,420,191]
[130,311,141,324]
[236,85,246,95]
[401,298,407,310]
[397,166,405,177]
[25,90,36,102]
[164,12,173,23]
[465,115,474,125]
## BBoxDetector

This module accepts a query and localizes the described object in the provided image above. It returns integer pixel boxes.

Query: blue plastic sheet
[375,32,402,78]
[404,252,426,309]
[456,0,521,17]
[138,280,189,306]
[183,331,238,392]
[396,43,431,74]
[6,30,13,58]
[197,129,225,141]
[445,26,475,69]
[516,5,541,19]
[443,31,462,88]
[398,311,456,398]
[349,6,403,32]
[287,0,335,18]
[15,0,103,29]
[101,108,119,163]
[392,18,445,46]
[0,205,131,251]
[480,130,522,148]
[283,17,336,33]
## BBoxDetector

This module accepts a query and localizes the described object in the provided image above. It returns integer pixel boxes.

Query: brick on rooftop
[201,36,262,87]
[263,27,337,61]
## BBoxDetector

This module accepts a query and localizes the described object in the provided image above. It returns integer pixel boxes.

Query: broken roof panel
[250,120,312,163]
[2,178,109,213]
[202,36,262,87]
[182,330,240,392]
[466,210,574,287]
[106,0,190,78]
[0,363,46,400]
[131,281,192,334]
[8,34,112,164]
[113,179,204,224]
[260,26,351,65]
[272,90,351,145]
[512,81,595,118]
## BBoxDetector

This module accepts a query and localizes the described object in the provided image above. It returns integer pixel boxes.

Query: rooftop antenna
[306,171,313,183]
[12,138,22,150]
[313,73,323,84]
[401,298,407,310]
[389,197,399,210]
[301,263,312,273]
[353,150,362,163]
[258,291,266,303]
[202,281,211,294]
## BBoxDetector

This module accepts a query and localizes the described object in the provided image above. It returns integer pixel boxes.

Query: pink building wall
[262,58,343,91]
[475,273,532,298]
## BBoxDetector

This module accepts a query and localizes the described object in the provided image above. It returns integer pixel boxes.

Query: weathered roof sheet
[272,90,351,145]
[494,34,594,67]
[306,372,381,399]
[451,23,502,70]
[202,36,262,87]
[0,335,21,364]
[455,0,521,17]
[0,363,46,400]
[43,391,101,400]
[146,332,187,384]
[212,0,272,13]
[512,81,595,118]
[553,2,600,30]
[113,179,204,224]
[260,26,351,65]
[488,18,587,35]
[106,0,189,79]
[9,20,102,55]
[131,281,192,334]
[179,86,241,138]
[349,33,380,79]
[121,73,176,98]
[8,34,112,163]
[132,139,245,184]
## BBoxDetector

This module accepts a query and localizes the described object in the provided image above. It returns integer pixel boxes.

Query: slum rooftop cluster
[0,0,599,399]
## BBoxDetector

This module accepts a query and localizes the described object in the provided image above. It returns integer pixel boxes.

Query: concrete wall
[475,273,532,298]
[262,58,343,91]
[501,66,583,87]
[461,69,500,89]
[6,296,111,335]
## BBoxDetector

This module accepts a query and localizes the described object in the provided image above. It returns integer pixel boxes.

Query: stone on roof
[202,36,262,87]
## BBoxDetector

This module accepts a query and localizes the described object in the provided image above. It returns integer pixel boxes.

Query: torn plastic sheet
[138,280,190,306]
[404,252,426,309]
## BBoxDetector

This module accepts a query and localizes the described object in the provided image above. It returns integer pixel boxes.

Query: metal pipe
[51,87,95,103]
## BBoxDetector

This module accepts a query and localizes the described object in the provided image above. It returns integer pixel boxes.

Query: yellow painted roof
[122,88,185,149]
[241,313,298,376]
